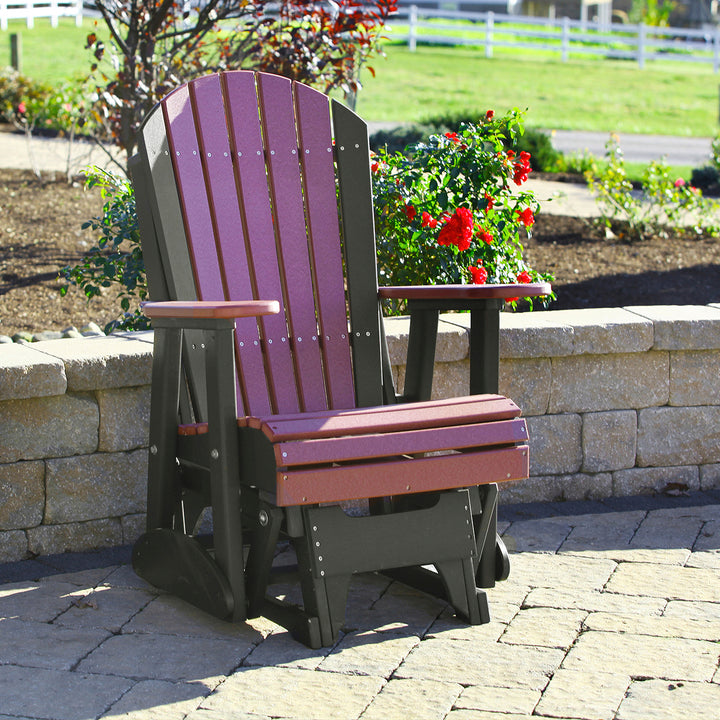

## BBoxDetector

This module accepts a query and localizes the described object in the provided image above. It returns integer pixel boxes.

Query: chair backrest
[131,71,388,420]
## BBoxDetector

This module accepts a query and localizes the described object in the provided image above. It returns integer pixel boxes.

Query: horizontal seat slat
[276,445,529,506]
[274,417,527,467]
[249,394,521,441]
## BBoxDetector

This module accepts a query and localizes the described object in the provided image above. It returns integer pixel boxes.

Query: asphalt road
[549,129,713,167]
[367,122,715,167]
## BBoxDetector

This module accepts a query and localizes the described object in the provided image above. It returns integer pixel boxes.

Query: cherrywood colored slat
[254,395,521,441]
[257,73,327,413]
[143,300,280,319]
[190,74,273,416]
[276,445,529,506]
[379,283,553,301]
[275,417,528,467]
[293,82,355,410]
[250,393,515,426]
[222,71,300,415]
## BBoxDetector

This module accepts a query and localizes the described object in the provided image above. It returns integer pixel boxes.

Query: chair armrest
[378,282,552,302]
[142,300,280,319]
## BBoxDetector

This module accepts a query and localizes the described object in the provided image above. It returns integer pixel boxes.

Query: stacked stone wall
[2,306,720,562]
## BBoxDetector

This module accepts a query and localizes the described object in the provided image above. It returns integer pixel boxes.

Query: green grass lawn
[3,19,719,141]
[1,17,98,86]
[355,44,720,137]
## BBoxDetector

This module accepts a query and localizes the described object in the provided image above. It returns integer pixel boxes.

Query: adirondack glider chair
[129,70,550,648]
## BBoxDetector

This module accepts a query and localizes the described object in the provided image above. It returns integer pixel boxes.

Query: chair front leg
[146,326,184,531]
[204,323,247,622]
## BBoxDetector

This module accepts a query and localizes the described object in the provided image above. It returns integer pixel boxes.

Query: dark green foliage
[690,166,720,196]
[371,115,567,173]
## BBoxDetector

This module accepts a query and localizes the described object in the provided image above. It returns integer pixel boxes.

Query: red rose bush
[371,110,553,314]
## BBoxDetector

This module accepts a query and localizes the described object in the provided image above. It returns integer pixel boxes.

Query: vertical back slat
[294,82,355,410]
[163,85,224,300]
[137,102,209,423]
[189,74,271,416]
[257,72,327,413]
[222,71,300,415]
[137,101,196,303]
[332,100,384,407]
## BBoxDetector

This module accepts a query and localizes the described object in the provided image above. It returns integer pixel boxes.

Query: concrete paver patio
[1,491,718,720]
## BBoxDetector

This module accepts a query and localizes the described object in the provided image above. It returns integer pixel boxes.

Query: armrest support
[380,283,551,402]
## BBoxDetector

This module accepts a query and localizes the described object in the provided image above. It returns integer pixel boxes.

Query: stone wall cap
[499,311,575,359]
[0,343,67,401]
[32,334,153,391]
[543,307,654,355]
[625,305,720,350]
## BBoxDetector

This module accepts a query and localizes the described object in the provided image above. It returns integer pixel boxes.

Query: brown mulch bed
[1,168,719,339]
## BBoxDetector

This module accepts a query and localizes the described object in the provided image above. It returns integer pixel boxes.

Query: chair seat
[179,395,529,506]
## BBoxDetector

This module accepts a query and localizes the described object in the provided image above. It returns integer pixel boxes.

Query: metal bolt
[259,510,269,526]
[210,449,219,460]
[318,555,323,561]
[150,445,158,455]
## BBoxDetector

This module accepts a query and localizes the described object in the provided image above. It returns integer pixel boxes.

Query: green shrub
[690,165,720,196]
[0,67,52,124]
[60,167,149,333]
[586,135,720,241]
[372,112,553,315]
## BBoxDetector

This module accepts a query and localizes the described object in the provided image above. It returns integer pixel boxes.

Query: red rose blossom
[516,207,534,227]
[421,211,438,229]
[469,262,488,285]
[445,132,460,144]
[486,109,495,120]
[437,207,474,252]
[517,270,532,284]
[404,204,417,222]
[512,151,532,186]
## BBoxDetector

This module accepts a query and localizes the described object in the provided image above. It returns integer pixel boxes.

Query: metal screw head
[258,510,269,526]
[149,445,158,455]
[210,449,219,460]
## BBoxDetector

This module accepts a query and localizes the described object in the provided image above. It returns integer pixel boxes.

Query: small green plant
[629,0,676,26]
[60,166,149,333]
[372,111,554,315]
[585,135,720,241]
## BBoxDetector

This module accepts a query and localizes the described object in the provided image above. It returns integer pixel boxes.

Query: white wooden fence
[392,5,720,72]
[0,0,82,30]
